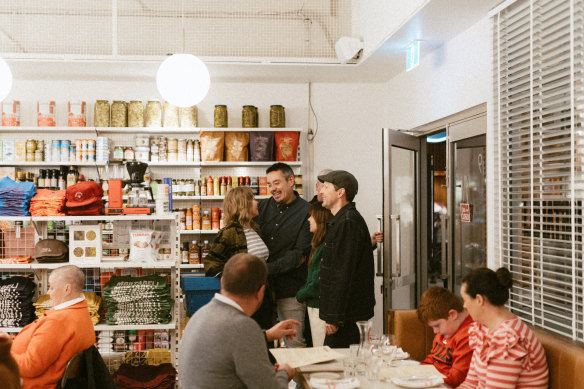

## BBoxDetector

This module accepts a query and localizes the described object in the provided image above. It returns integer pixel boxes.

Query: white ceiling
[7,0,501,83]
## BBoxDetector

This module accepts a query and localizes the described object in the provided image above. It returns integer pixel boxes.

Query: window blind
[493,0,584,341]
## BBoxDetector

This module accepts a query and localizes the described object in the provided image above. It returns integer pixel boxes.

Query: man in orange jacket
[8,265,95,389]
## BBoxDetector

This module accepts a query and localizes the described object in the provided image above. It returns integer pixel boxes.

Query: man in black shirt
[318,170,375,348]
[255,162,312,347]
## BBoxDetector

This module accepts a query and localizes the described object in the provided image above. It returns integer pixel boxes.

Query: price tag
[460,203,472,222]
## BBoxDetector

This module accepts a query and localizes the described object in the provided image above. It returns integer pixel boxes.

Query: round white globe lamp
[156,54,210,107]
[0,57,13,102]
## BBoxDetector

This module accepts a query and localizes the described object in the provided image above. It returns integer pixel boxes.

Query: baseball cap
[317,170,358,201]
[66,181,104,207]
[33,239,68,262]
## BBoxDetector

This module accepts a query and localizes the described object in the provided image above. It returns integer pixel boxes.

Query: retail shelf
[94,321,177,331]
[0,215,177,222]
[0,126,303,134]
[0,327,23,333]
[0,161,106,167]
[180,229,220,234]
[172,195,271,201]
[28,261,177,269]
[0,263,34,270]
[180,264,204,269]
[146,161,300,167]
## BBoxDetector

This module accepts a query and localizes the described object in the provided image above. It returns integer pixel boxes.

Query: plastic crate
[181,276,221,317]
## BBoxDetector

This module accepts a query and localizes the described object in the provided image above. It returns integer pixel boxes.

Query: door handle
[440,214,449,280]
[391,214,401,278]
[376,216,383,276]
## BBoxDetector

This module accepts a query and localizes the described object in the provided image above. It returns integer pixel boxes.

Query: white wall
[352,0,428,56]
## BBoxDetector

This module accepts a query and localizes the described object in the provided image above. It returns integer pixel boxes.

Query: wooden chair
[387,309,434,361]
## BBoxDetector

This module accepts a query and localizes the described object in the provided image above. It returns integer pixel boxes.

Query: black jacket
[319,202,375,326]
[60,346,116,389]
[256,192,312,299]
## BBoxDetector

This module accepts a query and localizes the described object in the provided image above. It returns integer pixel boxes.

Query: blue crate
[181,276,221,317]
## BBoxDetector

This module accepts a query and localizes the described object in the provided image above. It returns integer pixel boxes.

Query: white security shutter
[493,0,584,340]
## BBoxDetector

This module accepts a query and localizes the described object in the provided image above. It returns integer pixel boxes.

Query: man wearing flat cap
[318,170,375,348]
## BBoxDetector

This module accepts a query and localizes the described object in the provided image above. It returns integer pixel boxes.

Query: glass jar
[180,105,198,127]
[111,101,128,127]
[242,105,258,128]
[163,102,179,127]
[270,105,285,128]
[128,101,144,127]
[124,146,135,161]
[214,105,228,128]
[113,145,124,162]
[94,100,110,127]
[145,100,162,127]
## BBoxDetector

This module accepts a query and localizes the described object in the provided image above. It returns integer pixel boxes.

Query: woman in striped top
[458,267,548,389]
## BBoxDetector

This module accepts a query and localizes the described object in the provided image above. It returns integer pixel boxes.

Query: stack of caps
[29,189,67,216]
[32,239,68,263]
[33,291,101,325]
[102,275,173,325]
[0,276,36,327]
[66,181,104,215]
[0,177,36,216]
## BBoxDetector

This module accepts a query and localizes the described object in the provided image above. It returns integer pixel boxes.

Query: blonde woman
[204,186,269,277]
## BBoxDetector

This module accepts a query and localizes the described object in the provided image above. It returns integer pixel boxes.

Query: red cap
[66,181,104,207]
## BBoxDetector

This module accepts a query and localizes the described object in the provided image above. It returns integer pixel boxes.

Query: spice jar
[214,105,228,128]
[242,105,258,128]
[124,146,135,161]
[111,101,128,127]
[94,100,110,127]
[128,101,144,127]
[113,145,124,162]
[270,105,285,128]
[145,100,162,127]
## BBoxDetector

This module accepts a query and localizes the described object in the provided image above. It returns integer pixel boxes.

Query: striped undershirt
[458,316,548,389]
[244,228,269,262]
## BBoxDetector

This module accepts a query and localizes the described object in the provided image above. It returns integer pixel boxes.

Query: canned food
[177,138,186,151]
[135,135,149,147]
[111,101,128,127]
[2,101,20,126]
[35,150,44,162]
[26,152,35,162]
[68,101,86,127]
[163,102,179,127]
[145,100,162,127]
[128,101,144,127]
[167,138,178,151]
[179,105,198,127]
[36,139,44,151]
[167,151,177,162]
[87,139,96,151]
[37,101,56,127]
[94,100,110,127]
[270,105,285,128]
[26,139,37,152]
[135,147,149,162]
[214,105,228,128]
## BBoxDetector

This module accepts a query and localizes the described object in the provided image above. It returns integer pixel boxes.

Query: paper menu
[270,346,347,368]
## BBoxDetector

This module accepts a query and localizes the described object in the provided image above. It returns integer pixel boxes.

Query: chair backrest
[388,309,434,361]
[59,350,84,389]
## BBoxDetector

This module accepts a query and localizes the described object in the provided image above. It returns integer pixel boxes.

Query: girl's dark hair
[307,202,332,266]
[462,267,513,306]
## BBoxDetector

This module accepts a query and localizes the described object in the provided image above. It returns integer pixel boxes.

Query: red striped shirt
[457,316,548,389]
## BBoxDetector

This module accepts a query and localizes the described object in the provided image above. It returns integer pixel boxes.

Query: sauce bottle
[201,240,210,262]
[185,207,193,230]
[207,176,213,196]
[201,211,211,230]
[189,240,201,264]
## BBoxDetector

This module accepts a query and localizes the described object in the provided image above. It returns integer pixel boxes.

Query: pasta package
[225,132,249,161]
[275,131,299,162]
[200,131,225,162]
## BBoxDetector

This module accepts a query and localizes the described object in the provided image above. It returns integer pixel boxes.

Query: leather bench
[534,329,584,389]
[387,310,434,361]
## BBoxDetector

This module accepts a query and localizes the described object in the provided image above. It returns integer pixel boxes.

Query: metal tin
[214,105,228,128]
[26,139,37,152]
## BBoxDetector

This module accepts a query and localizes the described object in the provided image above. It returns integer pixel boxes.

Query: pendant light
[0,57,13,101]
[156,54,210,108]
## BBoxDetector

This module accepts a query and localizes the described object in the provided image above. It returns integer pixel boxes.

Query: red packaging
[275,131,299,161]
[1,101,20,126]
[68,101,86,127]
[37,101,56,127]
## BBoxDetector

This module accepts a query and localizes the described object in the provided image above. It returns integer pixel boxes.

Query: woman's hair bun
[496,267,513,289]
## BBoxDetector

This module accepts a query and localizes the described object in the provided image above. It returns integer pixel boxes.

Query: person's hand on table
[276,363,295,380]
[266,319,300,341]
[325,323,339,335]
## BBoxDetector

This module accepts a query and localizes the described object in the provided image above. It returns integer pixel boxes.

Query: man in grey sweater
[179,253,298,388]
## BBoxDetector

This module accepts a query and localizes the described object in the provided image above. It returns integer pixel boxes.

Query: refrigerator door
[382,128,421,331]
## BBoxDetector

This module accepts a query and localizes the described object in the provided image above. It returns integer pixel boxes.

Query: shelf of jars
[0,126,303,134]
[179,229,220,235]
[0,215,177,222]
[0,161,106,167]
[179,264,204,269]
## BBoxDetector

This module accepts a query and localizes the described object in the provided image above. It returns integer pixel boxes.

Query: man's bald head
[49,265,85,293]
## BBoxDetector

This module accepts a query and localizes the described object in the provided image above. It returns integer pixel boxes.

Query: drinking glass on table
[381,334,397,364]
[343,344,359,377]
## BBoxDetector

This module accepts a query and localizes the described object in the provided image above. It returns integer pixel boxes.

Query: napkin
[309,377,360,389]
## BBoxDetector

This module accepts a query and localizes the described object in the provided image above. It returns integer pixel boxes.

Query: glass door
[381,129,421,330]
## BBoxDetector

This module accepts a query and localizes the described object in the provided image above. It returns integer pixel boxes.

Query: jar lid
[215,104,227,107]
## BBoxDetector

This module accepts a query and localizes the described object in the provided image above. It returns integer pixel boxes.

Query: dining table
[295,348,451,389]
